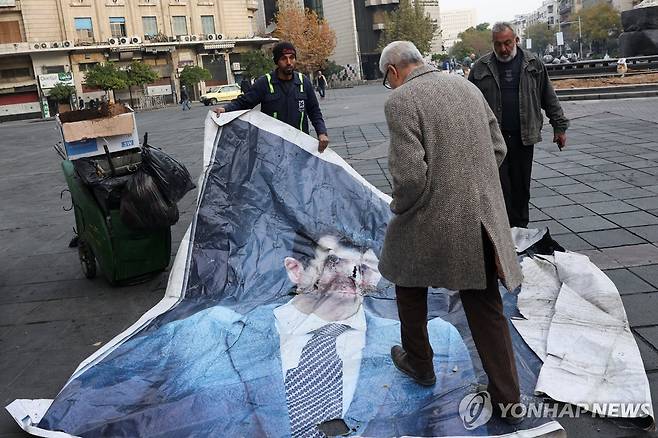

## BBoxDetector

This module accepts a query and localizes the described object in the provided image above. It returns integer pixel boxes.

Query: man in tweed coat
[378,41,524,421]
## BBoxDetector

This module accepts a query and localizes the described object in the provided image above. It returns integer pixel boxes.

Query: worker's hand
[212,107,226,116]
[554,132,567,150]
[318,133,330,153]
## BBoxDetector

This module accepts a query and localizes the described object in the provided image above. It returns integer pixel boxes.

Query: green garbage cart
[62,159,171,285]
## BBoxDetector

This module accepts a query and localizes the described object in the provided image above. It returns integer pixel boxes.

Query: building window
[0,20,22,44]
[43,65,66,74]
[0,67,31,80]
[172,16,188,36]
[110,17,127,38]
[201,15,215,35]
[142,16,158,37]
[263,0,276,25]
[74,17,94,43]
[304,0,323,18]
[78,62,99,72]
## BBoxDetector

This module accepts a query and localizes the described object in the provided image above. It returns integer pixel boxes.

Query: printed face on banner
[284,236,382,321]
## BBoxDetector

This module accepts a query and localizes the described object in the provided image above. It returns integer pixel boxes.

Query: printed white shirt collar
[273,299,367,335]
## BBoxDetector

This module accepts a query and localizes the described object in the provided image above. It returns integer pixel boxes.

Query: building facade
[583,0,643,10]
[531,0,560,26]
[311,0,442,81]
[0,0,275,121]
[321,0,362,80]
[558,0,583,21]
[439,8,476,51]
[415,0,442,54]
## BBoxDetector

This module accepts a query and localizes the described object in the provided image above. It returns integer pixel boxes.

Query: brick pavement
[1,88,658,437]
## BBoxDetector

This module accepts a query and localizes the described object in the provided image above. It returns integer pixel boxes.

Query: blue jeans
[181,99,191,111]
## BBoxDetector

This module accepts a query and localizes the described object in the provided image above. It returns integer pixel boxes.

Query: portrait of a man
[38,233,472,437]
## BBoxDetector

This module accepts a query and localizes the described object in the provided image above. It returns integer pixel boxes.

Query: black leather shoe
[390,345,436,386]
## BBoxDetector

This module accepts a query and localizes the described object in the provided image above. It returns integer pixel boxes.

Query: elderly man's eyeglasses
[382,65,395,89]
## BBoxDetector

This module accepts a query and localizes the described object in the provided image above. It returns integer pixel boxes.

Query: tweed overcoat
[378,64,523,291]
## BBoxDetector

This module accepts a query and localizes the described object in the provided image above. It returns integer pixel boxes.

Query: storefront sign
[38,72,74,89]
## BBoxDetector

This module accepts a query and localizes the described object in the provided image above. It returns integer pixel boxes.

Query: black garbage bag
[526,229,565,256]
[73,158,135,212]
[120,169,179,230]
[142,145,196,204]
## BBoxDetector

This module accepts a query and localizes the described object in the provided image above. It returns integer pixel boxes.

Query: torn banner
[7,110,561,437]
[513,251,655,428]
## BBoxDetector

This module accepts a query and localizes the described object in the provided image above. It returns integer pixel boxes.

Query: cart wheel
[78,240,97,279]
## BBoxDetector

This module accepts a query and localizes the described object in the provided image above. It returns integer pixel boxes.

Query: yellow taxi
[200,83,243,106]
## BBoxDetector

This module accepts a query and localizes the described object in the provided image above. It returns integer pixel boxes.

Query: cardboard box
[57,110,140,160]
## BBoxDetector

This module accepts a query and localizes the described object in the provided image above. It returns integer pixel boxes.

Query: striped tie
[284,323,350,438]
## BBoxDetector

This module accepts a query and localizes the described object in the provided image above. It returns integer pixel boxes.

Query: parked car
[200,84,242,106]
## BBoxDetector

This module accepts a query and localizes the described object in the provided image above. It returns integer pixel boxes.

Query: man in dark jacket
[240,76,252,93]
[214,42,329,153]
[469,22,569,228]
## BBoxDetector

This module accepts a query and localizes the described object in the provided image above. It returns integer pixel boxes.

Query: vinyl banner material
[7,111,562,438]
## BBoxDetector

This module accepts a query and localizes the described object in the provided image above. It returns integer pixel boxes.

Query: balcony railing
[0,42,30,55]
[0,0,21,9]
[365,0,398,6]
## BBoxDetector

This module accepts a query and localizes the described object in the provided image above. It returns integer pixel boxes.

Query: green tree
[449,24,491,58]
[124,61,159,107]
[322,60,344,77]
[377,0,437,55]
[431,53,450,63]
[274,0,337,74]
[572,2,621,56]
[241,50,274,79]
[179,65,212,89]
[84,62,127,98]
[526,22,555,55]
[449,40,473,60]
[49,83,74,104]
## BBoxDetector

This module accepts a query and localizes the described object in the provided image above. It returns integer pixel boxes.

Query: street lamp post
[556,15,583,59]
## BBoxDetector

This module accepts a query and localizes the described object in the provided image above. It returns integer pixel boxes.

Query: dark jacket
[224,70,327,135]
[468,47,569,146]
[240,78,252,93]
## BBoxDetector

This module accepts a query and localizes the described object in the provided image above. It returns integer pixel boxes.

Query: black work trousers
[499,131,534,228]
[395,235,521,405]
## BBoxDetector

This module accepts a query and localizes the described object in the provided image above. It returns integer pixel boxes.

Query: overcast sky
[441,0,543,25]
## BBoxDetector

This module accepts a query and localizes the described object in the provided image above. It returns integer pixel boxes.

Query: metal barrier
[134,95,167,111]
[546,55,658,77]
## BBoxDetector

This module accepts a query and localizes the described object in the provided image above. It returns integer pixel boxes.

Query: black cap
[272,41,296,63]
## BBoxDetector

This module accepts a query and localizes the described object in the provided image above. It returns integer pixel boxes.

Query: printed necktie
[285,323,350,438]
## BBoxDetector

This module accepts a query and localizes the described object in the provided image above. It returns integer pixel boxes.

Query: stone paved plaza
[1,84,658,437]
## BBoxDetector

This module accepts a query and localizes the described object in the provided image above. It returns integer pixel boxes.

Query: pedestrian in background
[315,70,327,99]
[180,85,191,111]
[78,97,84,110]
[377,40,524,424]
[469,22,569,228]
[240,76,252,93]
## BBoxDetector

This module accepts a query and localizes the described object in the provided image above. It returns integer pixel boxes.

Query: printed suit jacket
[40,302,474,437]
